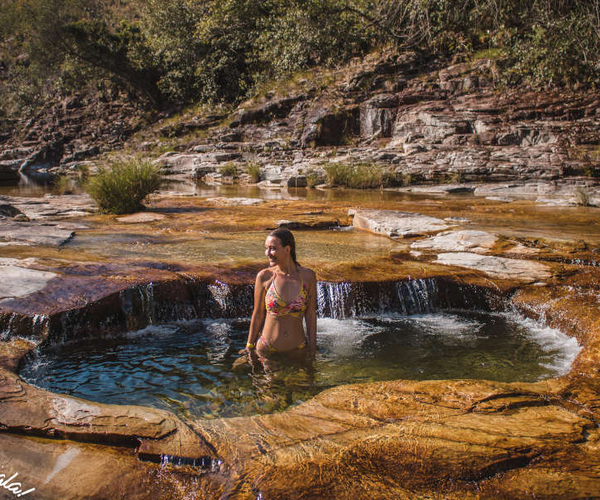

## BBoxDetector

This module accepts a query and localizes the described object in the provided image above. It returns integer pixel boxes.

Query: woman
[245,228,317,358]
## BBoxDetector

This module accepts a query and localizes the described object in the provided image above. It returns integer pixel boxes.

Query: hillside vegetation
[1,0,599,122]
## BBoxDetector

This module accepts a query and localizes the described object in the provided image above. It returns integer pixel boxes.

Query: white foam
[317,317,382,356]
[406,312,483,339]
[125,324,180,339]
[504,312,581,376]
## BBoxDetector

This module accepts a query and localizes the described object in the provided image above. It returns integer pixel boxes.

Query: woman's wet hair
[269,228,298,264]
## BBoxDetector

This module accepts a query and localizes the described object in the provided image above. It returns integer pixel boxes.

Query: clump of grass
[575,187,591,206]
[86,158,163,214]
[471,48,501,61]
[306,168,325,188]
[77,163,90,183]
[323,161,394,189]
[246,161,262,183]
[52,175,74,195]
[220,162,238,177]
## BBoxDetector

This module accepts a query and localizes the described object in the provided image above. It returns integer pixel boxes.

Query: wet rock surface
[435,252,552,282]
[1,51,599,497]
[0,193,598,498]
[351,209,453,238]
[411,229,498,254]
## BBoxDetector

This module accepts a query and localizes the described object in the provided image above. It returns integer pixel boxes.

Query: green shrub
[306,168,324,188]
[86,159,163,214]
[324,161,394,189]
[52,175,74,195]
[575,187,591,207]
[246,161,262,183]
[220,162,238,177]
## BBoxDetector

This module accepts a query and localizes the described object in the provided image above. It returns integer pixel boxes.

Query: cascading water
[0,276,496,342]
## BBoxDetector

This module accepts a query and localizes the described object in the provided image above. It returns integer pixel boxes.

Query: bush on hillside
[246,161,262,183]
[1,0,599,117]
[324,161,395,189]
[86,159,163,214]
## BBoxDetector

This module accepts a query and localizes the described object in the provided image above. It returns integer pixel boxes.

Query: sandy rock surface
[351,209,454,238]
[436,252,552,281]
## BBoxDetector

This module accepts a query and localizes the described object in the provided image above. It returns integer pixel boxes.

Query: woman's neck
[277,261,297,276]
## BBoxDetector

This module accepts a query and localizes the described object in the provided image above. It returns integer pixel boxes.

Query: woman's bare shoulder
[299,266,316,284]
[256,267,275,283]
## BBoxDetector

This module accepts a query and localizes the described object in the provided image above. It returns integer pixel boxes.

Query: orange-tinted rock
[0,195,598,498]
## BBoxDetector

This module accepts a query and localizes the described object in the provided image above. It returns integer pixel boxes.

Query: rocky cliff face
[0,91,148,183]
[2,52,600,190]
[151,52,600,191]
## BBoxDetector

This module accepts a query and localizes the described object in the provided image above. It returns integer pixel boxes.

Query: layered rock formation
[148,53,600,198]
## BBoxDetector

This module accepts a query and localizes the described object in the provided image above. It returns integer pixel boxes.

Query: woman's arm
[304,270,318,353]
[246,270,267,350]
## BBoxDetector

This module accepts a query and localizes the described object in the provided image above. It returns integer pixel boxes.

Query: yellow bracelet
[246,342,255,349]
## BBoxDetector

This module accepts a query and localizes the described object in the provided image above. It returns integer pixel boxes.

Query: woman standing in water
[245,228,317,358]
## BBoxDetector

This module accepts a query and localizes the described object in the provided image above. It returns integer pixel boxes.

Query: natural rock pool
[2,184,600,500]
[20,310,579,420]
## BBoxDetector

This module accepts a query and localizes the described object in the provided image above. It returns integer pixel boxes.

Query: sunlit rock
[0,264,56,301]
[0,194,95,220]
[412,230,497,254]
[436,252,551,281]
[115,212,166,223]
[350,209,453,238]
[0,221,76,247]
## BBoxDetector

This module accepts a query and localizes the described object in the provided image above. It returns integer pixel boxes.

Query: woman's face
[265,236,289,267]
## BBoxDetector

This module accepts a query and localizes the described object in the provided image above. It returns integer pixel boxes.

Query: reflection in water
[66,228,404,267]
[20,311,579,420]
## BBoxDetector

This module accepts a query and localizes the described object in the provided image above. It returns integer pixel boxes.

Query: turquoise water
[20,311,579,420]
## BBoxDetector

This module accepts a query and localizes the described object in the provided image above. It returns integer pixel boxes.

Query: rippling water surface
[20,311,579,420]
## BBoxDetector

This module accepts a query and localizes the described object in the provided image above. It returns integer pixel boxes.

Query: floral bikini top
[265,275,308,317]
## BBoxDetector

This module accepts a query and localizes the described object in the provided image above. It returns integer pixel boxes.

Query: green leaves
[86,159,163,215]
[2,0,600,118]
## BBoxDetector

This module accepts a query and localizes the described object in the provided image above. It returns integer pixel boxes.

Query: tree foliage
[1,0,599,117]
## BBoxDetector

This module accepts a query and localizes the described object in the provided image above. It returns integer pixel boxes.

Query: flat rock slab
[0,265,57,301]
[205,197,264,206]
[0,194,96,220]
[412,230,498,254]
[351,209,453,238]
[473,182,600,206]
[116,212,166,223]
[436,252,551,281]
[394,184,476,195]
[0,220,77,246]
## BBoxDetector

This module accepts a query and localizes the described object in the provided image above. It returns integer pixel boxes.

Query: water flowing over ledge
[1,276,500,345]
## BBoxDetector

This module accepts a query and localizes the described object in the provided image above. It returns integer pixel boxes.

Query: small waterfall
[396,278,438,315]
[206,280,253,318]
[0,312,49,341]
[1,275,502,342]
[317,282,352,318]
[318,278,442,319]
[158,454,217,470]
[208,281,232,316]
